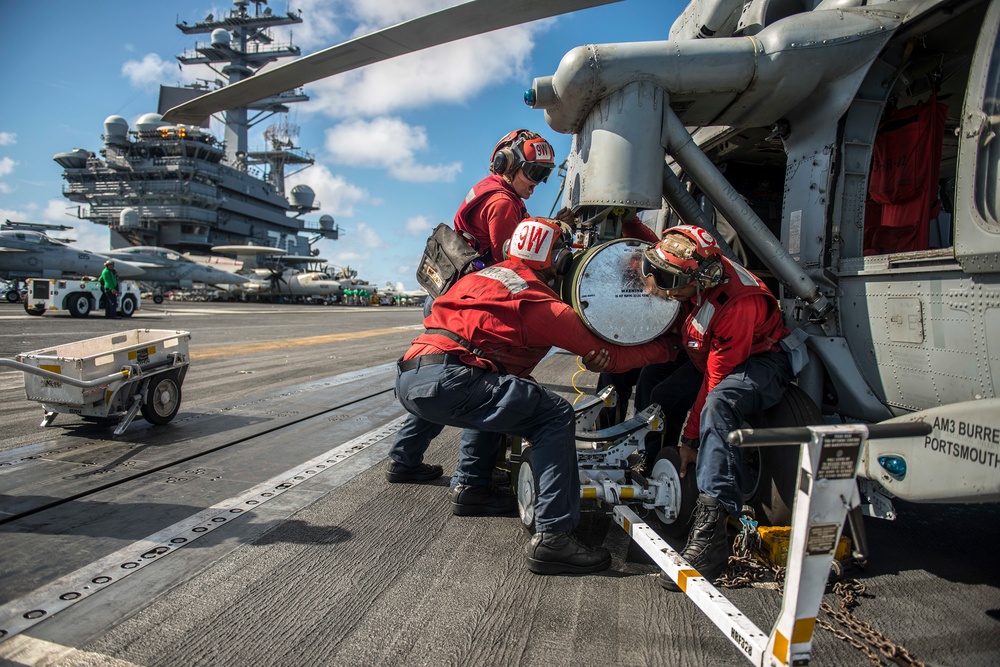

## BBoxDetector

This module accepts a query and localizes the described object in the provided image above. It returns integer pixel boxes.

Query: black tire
[515,445,537,534]
[119,295,137,317]
[650,446,699,537]
[744,384,822,526]
[24,302,44,316]
[66,293,91,318]
[141,373,182,425]
[152,294,164,304]
[5,290,19,303]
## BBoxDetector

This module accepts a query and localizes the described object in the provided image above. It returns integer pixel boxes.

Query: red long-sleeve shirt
[681,293,784,439]
[404,260,677,377]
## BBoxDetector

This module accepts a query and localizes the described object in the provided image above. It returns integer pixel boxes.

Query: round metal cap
[562,239,680,345]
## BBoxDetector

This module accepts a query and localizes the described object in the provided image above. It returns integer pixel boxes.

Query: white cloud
[404,215,435,236]
[279,1,462,50]
[0,132,16,146]
[277,0,347,50]
[0,156,15,193]
[122,53,180,89]
[285,163,370,219]
[324,117,461,183]
[353,221,388,249]
[302,26,537,119]
[0,207,23,222]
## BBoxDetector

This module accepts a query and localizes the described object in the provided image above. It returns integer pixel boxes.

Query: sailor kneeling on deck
[638,226,796,590]
[387,217,677,575]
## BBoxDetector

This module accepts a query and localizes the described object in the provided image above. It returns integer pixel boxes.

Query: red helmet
[641,225,724,289]
[491,129,555,183]
[507,217,573,274]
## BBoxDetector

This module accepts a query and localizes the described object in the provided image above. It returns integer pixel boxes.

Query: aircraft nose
[114,260,146,277]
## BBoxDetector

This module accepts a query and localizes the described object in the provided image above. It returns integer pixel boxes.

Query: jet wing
[162,0,621,125]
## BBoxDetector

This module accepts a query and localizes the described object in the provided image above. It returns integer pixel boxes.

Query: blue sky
[0,0,683,289]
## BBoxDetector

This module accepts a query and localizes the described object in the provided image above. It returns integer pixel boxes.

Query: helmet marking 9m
[506,217,573,275]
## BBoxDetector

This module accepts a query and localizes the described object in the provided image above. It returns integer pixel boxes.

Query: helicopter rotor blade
[162,0,621,125]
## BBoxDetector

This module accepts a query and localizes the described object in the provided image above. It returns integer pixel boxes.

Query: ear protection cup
[696,257,724,287]
[502,238,511,261]
[553,247,573,277]
[491,148,515,176]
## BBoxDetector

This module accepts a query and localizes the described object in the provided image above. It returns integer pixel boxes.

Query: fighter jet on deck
[105,246,250,299]
[0,227,144,301]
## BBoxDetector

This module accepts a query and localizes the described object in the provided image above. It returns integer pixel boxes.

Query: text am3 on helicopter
[164,0,999,531]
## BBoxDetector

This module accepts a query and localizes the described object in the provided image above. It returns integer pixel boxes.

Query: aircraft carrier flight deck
[0,301,997,667]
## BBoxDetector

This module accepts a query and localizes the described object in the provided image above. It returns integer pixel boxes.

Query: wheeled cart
[1,329,191,435]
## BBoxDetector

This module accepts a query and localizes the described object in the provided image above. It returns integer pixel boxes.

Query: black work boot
[385,460,443,483]
[525,532,612,575]
[658,493,730,591]
[449,483,518,516]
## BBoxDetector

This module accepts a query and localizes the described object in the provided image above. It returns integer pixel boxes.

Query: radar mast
[175,0,309,171]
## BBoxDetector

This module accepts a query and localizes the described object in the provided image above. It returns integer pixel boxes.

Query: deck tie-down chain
[714,510,924,667]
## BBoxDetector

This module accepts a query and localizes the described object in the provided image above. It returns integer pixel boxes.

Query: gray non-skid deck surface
[4,352,999,666]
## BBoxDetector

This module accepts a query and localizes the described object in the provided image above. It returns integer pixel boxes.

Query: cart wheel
[516,445,536,534]
[141,373,181,425]
[119,294,137,318]
[651,446,698,538]
[5,290,19,303]
[152,294,164,304]
[67,293,91,318]
[24,302,44,316]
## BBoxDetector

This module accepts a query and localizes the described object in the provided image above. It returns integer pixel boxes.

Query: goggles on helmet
[640,254,693,291]
[520,161,553,184]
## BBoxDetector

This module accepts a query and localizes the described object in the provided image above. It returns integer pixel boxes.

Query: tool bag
[415,223,485,298]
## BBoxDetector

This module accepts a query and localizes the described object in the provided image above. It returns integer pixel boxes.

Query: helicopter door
[954,0,1000,268]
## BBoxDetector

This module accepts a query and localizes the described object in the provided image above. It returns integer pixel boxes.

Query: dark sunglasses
[641,255,692,291]
[521,161,553,184]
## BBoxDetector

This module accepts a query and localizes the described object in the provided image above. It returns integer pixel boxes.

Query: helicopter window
[859,1,992,257]
[974,26,1000,228]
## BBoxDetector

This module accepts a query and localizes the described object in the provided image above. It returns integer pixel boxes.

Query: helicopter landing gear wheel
[651,446,699,538]
[516,445,536,534]
[141,373,181,425]
[745,384,822,526]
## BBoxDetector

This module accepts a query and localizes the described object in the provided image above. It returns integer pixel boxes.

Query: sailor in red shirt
[389,218,677,575]
[637,225,793,590]
[453,129,557,265]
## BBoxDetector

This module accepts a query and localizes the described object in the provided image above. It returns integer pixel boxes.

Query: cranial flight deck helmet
[490,129,555,183]
[641,225,725,290]
[505,217,573,276]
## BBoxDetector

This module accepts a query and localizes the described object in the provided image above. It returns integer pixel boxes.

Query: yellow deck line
[189,326,416,360]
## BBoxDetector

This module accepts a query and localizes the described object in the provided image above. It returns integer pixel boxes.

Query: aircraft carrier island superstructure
[54,0,338,256]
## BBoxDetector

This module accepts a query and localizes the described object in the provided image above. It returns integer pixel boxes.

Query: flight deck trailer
[0,329,190,435]
[22,277,141,318]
